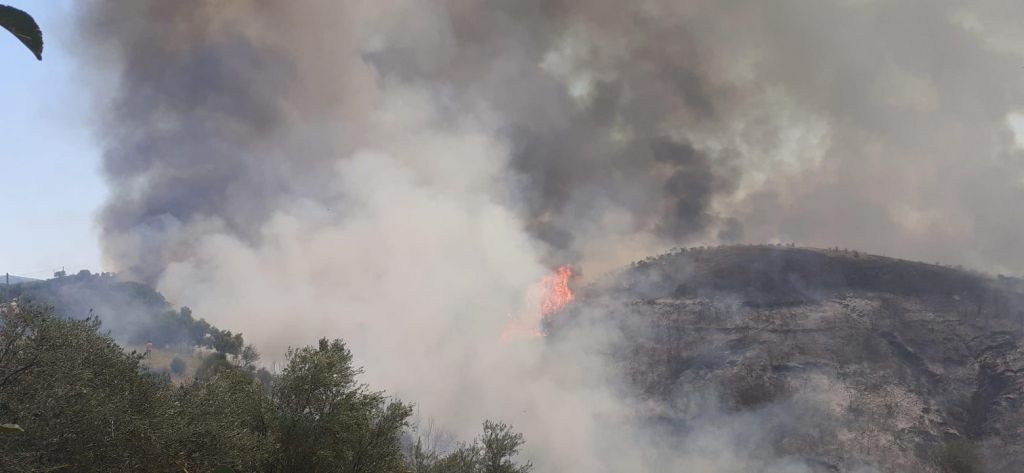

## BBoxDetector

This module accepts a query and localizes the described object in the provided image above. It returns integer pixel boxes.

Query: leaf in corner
[0,4,43,60]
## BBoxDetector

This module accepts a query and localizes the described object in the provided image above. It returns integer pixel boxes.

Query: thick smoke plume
[78,0,1024,471]
[82,1,1024,281]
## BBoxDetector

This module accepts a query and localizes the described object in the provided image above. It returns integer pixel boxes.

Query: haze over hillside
[6,271,248,354]
[1,274,39,285]
[10,245,1024,471]
[549,245,1024,471]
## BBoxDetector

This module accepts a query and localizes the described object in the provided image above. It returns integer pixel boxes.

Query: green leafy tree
[196,351,232,380]
[0,304,180,471]
[173,369,276,472]
[412,421,532,473]
[208,329,245,355]
[424,445,480,473]
[0,306,533,472]
[273,338,412,472]
[479,421,532,473]
[0,305,276,472]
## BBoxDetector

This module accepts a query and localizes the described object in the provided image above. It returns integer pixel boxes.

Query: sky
[0,1,105,278]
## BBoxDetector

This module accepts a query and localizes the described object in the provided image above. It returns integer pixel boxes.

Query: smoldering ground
[76,0,1024,471]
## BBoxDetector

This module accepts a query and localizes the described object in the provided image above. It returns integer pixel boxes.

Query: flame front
[501,265,575,341]
[539,265,575,316]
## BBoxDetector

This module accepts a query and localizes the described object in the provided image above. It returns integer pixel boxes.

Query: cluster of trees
[146,306,248,355]
[408,421,532,473]
[8,272,249,353]
[0,304,532,472]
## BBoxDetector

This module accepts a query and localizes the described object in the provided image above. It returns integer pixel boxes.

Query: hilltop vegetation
[594,244,1019,305]
[7,271,249,354]
[0,303,532,472]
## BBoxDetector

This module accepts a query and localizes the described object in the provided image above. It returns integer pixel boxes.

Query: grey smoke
[83,1,1024,282]
[81,0,748,282]
[75,0,1024,471]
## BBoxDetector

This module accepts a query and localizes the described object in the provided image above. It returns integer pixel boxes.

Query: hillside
[2,274,40,285]
[550,245,1024,472]
[7,271,244,353]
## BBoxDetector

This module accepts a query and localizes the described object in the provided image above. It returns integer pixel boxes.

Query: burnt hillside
[550,245,1024,472]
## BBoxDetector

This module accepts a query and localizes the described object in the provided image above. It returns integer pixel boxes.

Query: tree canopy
[0,304,533,472]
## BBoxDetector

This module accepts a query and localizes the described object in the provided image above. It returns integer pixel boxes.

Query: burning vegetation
[539,266,576,317]
[502,265,577,341]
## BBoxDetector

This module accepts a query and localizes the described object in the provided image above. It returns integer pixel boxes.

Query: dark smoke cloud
[81,1,381,282]
[81,0,753,282]
[372,0,743,260]
[83,1,1024,283]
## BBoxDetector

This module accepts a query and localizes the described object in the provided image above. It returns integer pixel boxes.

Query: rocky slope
[550,245,1024,472]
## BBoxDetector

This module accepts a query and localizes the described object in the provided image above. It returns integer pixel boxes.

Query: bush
[170,357,186,375]
[195,352,230,380]
[410,420,533,473]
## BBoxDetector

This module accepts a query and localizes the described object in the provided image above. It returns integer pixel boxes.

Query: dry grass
[129,345,209,384]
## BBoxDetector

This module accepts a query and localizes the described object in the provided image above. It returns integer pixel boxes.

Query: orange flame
[540,265,575,316]
[501,265,575,341]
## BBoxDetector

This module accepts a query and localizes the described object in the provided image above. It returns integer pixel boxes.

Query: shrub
[170,357,187,375]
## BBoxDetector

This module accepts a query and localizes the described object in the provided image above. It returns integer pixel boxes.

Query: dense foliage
[0,304,532,472]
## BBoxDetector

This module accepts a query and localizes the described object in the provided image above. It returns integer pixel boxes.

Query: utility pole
[4,272,8,304]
